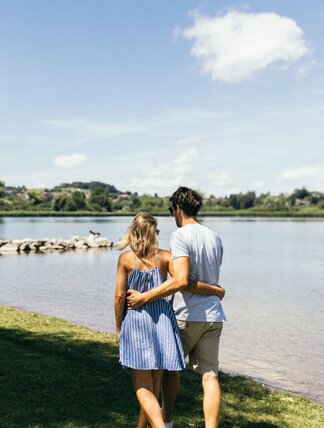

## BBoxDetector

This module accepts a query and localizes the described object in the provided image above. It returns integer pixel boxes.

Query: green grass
[0,306,323,428]
[1,209,324,217]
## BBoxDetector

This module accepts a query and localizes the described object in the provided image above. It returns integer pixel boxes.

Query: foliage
[89,187,112,211]
[71,191,87,210]
[53,181,119,194]
[1,181,324,215]
[0,180,5,198]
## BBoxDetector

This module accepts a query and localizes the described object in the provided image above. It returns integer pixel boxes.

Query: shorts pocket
[177,320,188,330]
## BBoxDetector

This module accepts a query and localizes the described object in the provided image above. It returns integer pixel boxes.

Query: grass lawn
[0,306,323,428]
[1,209,324,218]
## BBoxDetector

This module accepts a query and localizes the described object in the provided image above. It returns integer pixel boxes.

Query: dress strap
[156,249,160,267]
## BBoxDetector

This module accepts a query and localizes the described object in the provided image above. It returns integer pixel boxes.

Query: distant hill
[53,181,121,194]
[1,180,324,216]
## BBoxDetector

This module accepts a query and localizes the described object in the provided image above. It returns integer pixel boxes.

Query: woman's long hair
[117,212,158,259]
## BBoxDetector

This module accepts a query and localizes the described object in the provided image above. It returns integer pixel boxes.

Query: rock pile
[0,236,113,253]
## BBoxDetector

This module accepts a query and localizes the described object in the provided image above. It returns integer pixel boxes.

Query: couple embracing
[114,186,226,428]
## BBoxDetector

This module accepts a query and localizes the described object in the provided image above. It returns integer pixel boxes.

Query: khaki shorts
[177,320,223,377]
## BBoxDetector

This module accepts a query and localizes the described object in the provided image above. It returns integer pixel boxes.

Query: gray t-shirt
[170,223,226,322]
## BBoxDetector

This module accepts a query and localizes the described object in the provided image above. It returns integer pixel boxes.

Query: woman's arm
[114,253,128,343]
[168,256,225,300]
[187,281,225,299]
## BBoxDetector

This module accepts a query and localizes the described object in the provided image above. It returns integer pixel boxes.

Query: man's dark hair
[170,186,203,217]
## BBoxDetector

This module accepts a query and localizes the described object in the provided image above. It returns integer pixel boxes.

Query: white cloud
[296,60,317,79]
[173,147,198,165]
[281,166,322,180]
[0,135,12,142]
[45,118,151,141]
[179,10,310,82]
[204,171,239,195]
[129,147,199,193]
[53,153,87,168]
[177,137,200,145]
[127,147,242,197]
[280,166,324,191]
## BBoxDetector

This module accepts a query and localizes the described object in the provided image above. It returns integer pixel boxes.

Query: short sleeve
[170,230,189,259]
[219,239,224,266]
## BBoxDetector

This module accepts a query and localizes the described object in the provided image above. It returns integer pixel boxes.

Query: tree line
[1,180,324,213]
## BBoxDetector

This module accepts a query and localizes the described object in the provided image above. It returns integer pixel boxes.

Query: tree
[228,192,256,210]
[71,191,87,210]
[238,191,256,209]
[260,193,288,210]
[89,188,112,211]
[140,194,163,212]
[52,193,78,211]
[27,190,44,206]
[0,180,5,198]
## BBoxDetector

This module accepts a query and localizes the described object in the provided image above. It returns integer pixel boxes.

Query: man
[127,186,226,428]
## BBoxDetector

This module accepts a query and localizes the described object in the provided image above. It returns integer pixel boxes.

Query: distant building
[295,198,311,206]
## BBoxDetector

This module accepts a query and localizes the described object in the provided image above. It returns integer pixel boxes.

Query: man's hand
[116,330,120,345]
[127,289,146,309]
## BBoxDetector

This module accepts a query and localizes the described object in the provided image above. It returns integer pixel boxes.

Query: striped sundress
[119,253,185,370]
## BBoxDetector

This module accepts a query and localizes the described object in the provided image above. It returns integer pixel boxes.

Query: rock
[85,239,99,248]
[74,242,84,249]
[12,239,23,245]
[44,247,54,251]
[52,245,64,250]
[0,236,112,254]
[0,243,19,252]
[19,243,30,251]
[39,244,53,251]
[62,239,75,248]
[95,238,112,247]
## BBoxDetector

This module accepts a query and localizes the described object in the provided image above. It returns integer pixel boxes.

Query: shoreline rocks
[0,235,114,254]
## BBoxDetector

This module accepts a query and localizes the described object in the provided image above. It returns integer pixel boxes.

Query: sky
[1,0,324,196]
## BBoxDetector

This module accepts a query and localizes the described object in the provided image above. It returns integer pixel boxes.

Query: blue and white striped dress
[119,254,185,370]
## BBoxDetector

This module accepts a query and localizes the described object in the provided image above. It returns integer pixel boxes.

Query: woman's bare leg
[137,405,149,428]
[137,369,163,428]
[132,369,164,428]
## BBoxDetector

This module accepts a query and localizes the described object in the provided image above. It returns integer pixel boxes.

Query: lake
[1,216,323,403]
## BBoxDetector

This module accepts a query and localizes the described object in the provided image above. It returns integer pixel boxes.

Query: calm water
[1,216,324,403]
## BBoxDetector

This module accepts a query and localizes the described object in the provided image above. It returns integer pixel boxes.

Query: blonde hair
[118,212,158,259]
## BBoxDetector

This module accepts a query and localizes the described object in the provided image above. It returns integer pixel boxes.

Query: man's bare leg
[201,374,222,428]
[161,370,180,423]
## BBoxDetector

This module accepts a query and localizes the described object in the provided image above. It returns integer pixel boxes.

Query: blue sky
[1,0,323,196]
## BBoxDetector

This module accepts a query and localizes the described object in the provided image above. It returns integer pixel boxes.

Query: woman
[114,212,225,428]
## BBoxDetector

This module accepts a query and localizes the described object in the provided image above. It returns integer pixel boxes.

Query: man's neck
[180,216,199,226]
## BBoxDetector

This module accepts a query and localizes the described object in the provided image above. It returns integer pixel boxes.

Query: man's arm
[127,256,189,309]
[168,257,225,299]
